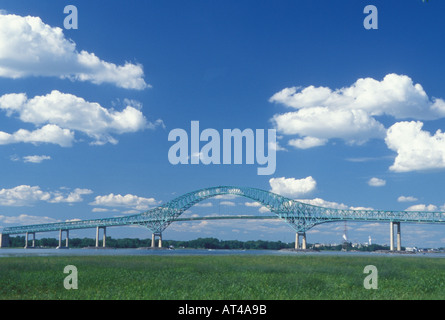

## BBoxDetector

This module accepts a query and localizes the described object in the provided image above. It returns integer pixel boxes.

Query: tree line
[7,236,294,250]
[6,235,393,251]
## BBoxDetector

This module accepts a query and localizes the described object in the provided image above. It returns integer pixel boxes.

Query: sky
[0,0,444,248]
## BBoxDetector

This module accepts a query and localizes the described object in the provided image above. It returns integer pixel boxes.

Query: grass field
[0,254,443,300]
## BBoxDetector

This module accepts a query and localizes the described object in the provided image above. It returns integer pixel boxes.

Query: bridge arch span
[137,186,333,234]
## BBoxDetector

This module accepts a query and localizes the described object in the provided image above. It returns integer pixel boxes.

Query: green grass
[0,255,443,299]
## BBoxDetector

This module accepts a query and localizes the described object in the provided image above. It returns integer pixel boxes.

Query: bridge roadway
[1,186,444,250]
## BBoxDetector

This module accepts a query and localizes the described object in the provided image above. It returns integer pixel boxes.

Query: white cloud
[0,185,92,206]
[288,136,327,149]
[219,201,236,206]
[268,139,287,152]
[0,13,149,90]
[22,155,51,163]
[386,121,445,172]
[270,74,445,119]
[349,206,375,211]
[259,206,271,213]
[269,176,316,198]
[397,196,418,203]
[0,124,74,147]
[90,193,160,211]
[194,202,213,208]
[405,204,439,212]
[272,106,386,146]
[368,177,386,187]
[0,214,59,225]
[213,194,238,200]
[270,74,445,149]
[298,198,349,210]
[0,185,51,206]
[49,188,93,203]
[244,201,272,214]
[0,90,162,145]
[245,201,261,207]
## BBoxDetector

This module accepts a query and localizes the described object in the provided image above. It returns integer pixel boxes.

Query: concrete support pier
[295,232,307,250]
[58,229,69,248]
[151,233,162,248]
[95,226,106,248]
[390,221,394,251]
[390,221,401,251]
[25,232,36,248]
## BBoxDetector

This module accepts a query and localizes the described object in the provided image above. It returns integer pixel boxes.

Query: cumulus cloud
[0,13,149,90]
[259,206,271,213]
[219,201,236,206]
[298,198,348,210]
[0,90,162,145]
[405,204,439,212]
[268,139,287,152]
[0,124,74,147]
[48,188,93,203]
[22,155,51,163]
[288,136,327,149]
[0,185,51,206]
[0,214,59,225]
[90,193,160,211]
[244,201,273,214]
[213,194,238,200]
[368,177,386,187]
[194,202,213,208]
[0,185,92,206]
[270,74,445,149]
[270,74,445,119]
[398,196,418,203]
[92,208,110,213]
[272,107,386,146]
[245,201,262,207]
[386,121,445,172]
[269,176,317,198]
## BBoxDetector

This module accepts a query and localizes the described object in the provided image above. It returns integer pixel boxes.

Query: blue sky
[0,0,444,247]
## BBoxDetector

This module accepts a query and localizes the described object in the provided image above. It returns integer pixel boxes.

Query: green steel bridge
[1,186,444,250]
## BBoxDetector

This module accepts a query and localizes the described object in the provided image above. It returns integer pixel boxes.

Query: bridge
[1,186,444,251]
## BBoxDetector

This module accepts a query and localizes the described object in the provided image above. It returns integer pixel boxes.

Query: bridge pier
[58,229,69,248]
[390,222,401,251]
[25,232,36,248]
[295,232,307,250]
[96,226,106,248]
[151,233,162,248]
